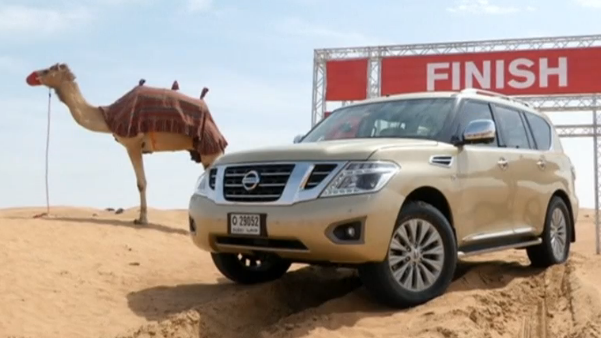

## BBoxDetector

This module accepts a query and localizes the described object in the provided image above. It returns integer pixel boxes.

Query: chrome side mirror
[462,119,496,144]
[293,134,304,144]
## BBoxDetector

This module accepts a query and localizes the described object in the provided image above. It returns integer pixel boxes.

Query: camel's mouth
[26,72,41,86]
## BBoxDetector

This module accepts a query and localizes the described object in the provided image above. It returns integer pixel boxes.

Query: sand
[1,206,600,338]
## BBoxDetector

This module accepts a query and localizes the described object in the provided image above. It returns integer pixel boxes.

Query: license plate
[227,213,266,236]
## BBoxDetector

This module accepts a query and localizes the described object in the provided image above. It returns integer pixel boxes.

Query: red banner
[325,59,369,101]
[380,47,601,96]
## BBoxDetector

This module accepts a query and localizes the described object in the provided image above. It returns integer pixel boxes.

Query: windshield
[302,97,456,143]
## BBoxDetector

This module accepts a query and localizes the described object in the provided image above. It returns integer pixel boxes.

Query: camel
[25,63,228,225]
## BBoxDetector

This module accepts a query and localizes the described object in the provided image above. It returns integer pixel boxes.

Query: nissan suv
[188,88,578,308]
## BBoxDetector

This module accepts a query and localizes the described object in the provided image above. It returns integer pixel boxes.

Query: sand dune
[1,206,600,338]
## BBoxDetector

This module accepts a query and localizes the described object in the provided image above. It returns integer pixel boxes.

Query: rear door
[522,111,559,234]
[490,103,539,235]
[454,99,514,244]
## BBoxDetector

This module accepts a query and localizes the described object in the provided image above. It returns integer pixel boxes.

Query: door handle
[537,159,547,170]
[498,157,508,170]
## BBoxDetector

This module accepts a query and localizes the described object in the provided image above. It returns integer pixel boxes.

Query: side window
[456,100,497,147]
[493,105,531,149]
[524,112,552,150]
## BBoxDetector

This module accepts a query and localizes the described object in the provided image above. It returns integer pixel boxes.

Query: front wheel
[211,252,292,284]
[358,201,457,308]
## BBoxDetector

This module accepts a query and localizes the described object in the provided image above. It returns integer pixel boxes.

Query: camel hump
[138,79,146,86]
[200,87,209,99]
[171,80,179,90]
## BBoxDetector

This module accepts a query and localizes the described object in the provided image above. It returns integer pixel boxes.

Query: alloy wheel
[550,208,568,261]
[388,218,445,292]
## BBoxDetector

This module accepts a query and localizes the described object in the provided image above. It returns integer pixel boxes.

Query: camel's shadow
[40,216,189,236]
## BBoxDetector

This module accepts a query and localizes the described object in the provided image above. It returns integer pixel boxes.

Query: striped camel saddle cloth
[99,85,228,157]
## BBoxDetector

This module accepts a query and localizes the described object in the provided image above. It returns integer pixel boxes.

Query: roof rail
[459,88,533,108]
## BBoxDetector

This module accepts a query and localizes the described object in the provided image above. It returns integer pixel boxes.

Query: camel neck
[55,82,111,133]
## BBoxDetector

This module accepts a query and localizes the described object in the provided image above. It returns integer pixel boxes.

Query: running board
[457,238,542,258]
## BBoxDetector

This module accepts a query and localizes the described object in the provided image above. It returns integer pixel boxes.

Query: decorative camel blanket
[99,85,228,159]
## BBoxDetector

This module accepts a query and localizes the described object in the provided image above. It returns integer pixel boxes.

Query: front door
[453,99,514,245]
[491,103,542,236]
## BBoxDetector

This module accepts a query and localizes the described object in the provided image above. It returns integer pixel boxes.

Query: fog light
[331,221,363,242]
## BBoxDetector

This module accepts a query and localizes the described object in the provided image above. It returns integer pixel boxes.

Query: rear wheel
[211,252,292,284]
[526,196,572,268]
[358,201,457,308]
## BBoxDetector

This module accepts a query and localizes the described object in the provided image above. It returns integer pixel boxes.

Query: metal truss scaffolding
[311,34,601,255]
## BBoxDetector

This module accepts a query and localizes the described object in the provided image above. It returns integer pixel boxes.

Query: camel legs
[124,141,148,225]
[117,134,224,225]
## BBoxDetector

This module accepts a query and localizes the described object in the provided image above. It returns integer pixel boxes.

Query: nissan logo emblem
[241,170,260,191]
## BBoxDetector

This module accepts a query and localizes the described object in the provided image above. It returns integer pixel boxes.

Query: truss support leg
[594,95,601,255]
[311,56,326,127]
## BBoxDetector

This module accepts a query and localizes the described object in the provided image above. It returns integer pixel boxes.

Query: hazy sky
[1,0,600,211]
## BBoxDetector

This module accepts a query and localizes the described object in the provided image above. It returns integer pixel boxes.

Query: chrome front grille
[202,161,346,205]
[223,164,295,202]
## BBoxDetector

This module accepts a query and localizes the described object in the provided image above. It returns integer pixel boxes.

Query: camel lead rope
[45,88,51,215]
[33,88,52,219]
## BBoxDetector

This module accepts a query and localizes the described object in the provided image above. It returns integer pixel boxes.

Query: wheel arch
[550,189,576,243]
[402,186,455,238]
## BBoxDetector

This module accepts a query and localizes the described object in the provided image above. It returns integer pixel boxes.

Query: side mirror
[293,134,304,144]
[461,119,496,145]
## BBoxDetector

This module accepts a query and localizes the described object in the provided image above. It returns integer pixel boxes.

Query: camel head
[26,63,76,88]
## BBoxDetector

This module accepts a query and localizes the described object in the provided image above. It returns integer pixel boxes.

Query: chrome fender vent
[429,155,453,168]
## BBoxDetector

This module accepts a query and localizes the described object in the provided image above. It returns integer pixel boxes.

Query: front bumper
[188,188,404,264]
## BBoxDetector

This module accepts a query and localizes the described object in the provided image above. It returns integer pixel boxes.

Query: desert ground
[1,206,600,338]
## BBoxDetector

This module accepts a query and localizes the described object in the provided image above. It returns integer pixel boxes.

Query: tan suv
[188,88,578,308]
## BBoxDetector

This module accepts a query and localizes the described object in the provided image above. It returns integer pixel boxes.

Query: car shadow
[126,282,241,322]
[126,265,361,322]
[40,216,189,236]
[125,259,543,338]
[257,260,545,338]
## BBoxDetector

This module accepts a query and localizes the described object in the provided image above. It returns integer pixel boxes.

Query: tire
[358,201,457,308]
[526,196,572,268]
[211,252,292,284]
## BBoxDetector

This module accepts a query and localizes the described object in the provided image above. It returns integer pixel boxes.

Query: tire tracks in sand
[519,263,566,338]
[520,257,601,338]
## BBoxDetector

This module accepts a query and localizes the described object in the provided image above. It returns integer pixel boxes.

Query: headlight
[194,172,210,197]
[320,161,399,197]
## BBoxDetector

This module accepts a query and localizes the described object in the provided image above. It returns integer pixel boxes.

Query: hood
[214,138,439,165]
